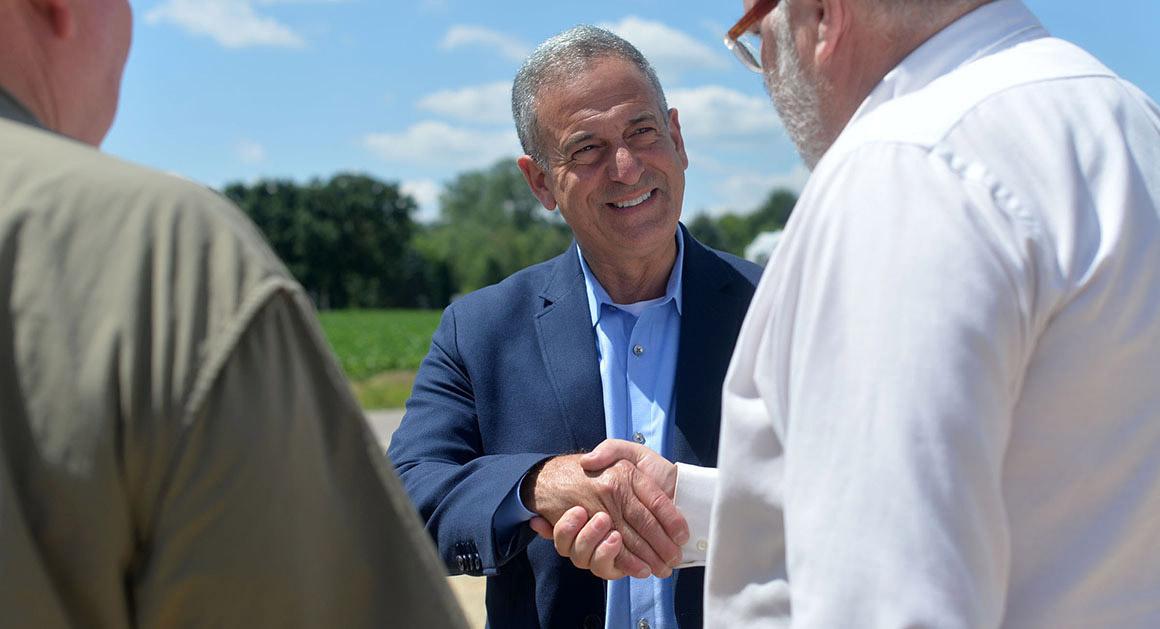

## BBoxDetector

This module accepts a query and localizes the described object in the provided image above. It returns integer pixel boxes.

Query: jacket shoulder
[684,232,763,288]
[447,250,570,317]
[710,247,763,286]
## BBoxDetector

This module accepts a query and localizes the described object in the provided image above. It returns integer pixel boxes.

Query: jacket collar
[670,224,753,466]
[850,0,1047,128]
[534,224,753,460]
[539,224,715,307]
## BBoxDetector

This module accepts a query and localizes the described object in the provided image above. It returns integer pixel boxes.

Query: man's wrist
[494,472,540,538]
[520,453,587,519]
[518,457,550,509]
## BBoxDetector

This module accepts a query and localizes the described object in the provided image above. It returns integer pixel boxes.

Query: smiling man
[387,25,762,629]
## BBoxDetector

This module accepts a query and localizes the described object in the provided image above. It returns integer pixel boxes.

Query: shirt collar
[848,0,1048,128]
[0,84,46,130]
[577,228,685,327]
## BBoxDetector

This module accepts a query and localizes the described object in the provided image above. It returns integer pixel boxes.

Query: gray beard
[764,10,829,169]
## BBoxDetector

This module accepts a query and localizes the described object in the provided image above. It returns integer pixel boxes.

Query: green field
[318,309,442,408]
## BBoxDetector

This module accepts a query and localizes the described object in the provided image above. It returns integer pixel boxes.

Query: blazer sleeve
[387,303,553,576]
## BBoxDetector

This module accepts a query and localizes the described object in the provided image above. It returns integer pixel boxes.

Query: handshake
[520,439,688,581]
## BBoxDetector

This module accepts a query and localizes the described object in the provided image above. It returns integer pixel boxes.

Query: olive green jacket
[0,87,466,628]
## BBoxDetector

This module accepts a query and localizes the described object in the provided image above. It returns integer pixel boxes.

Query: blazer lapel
[671,228,755,467]
[534,245,607,452]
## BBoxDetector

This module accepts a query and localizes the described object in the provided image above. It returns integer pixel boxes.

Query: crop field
[317,309,442,408]
[318,309,441,378]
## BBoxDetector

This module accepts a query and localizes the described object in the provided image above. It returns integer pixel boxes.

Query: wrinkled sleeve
[387,304,552,576]
[135,287,468,628]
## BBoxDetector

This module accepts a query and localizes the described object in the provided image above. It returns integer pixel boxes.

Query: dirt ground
[448,575,487,628]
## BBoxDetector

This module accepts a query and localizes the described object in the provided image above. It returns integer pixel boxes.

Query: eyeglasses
[724,0,779,73]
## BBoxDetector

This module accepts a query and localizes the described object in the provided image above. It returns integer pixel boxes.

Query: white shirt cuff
[674,462,717,568]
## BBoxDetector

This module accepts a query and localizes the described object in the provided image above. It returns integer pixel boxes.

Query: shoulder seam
[181,276,304,422]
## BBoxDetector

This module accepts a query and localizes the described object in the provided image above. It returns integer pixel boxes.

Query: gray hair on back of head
[511,25,669,167]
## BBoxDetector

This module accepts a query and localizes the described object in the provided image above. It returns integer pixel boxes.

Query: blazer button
[583,614,602,629]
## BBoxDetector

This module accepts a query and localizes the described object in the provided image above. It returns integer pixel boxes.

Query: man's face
[71,0,133,144]
[758,3,829,168]
[522,56,688,269]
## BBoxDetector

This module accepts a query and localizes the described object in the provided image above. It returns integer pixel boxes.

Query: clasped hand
[522,439,682,580]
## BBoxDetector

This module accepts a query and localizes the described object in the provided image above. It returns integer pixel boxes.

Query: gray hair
[511,25,669,167]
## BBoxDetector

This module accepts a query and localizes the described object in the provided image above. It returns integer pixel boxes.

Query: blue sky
[106,0,1160,222]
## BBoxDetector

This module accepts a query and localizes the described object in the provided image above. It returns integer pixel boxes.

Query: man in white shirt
[543,0,1160,625]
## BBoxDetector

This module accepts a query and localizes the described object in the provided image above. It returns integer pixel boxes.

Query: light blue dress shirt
[493,232,685,629]
[582,232,684,629]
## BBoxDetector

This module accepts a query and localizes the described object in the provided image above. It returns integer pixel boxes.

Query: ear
[516,155,558,211]
[667,108,689,170]
[31,0,76,39]
[814,0,850,65]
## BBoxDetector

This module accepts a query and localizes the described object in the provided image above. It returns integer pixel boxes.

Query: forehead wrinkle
[628,111,661,126]
[551,105,663,164]
[536,60,669,166]
[558,104,660,141]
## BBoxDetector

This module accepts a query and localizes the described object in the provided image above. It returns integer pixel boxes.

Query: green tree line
[224,159,797,310]
[687,188,797,255]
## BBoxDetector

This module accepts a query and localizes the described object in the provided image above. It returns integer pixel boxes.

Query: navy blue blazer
[389,226,762,628]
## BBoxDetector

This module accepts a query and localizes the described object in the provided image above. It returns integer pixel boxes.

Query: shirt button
[633,432,646,444]
[638,620,651,629]
[697,539,708,552]
[632,344,645,357]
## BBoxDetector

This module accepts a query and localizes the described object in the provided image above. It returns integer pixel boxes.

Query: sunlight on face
[535,56,688,269]
[78,0,134,145]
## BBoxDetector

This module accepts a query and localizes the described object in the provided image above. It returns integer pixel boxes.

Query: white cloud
[668,85,780,140]
[145,0,305,48]
[417,82,513,125]
[235,139,268,164]
[401,179,443,223]
[363,121,522,169]
[709,164,811,215]
[440,26,529,61]
[599,16,728,83]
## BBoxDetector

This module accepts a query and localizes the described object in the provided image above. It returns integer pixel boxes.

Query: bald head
[0,0,132,146]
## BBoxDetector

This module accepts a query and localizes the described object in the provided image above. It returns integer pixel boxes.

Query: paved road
[366,408,488,628]
[365,408,405,449]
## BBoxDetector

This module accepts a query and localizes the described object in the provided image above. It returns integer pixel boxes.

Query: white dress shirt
[687,1,1160,626]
